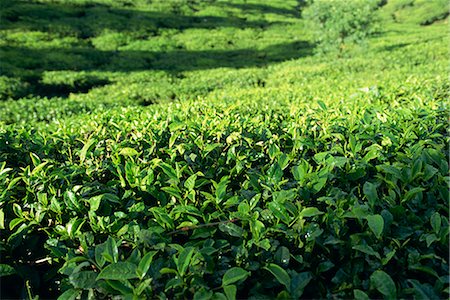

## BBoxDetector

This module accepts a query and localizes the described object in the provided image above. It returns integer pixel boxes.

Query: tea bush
[302,0,381,54]
[0,0,448,299]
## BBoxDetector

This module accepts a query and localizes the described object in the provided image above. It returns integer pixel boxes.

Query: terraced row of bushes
[1,74,448,298]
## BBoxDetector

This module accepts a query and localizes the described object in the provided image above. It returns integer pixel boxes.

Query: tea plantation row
[1,74,448,298]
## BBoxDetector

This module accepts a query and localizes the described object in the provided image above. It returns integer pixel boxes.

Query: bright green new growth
[303,0,380,54]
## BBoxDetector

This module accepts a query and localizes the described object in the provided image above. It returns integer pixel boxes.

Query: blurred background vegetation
[0,0,448,122]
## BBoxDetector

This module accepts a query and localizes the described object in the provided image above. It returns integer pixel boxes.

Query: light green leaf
[222,267,250,286]
[299,207,324,218]
[79,139,95,163]
[88,195,102,212]
[184,174,197,191]
[0,209,4,230]
[119,147,139,156]
[223,285,237,300]
[137,251,157,279]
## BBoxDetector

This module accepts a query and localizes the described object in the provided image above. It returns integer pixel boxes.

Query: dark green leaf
[430,212,441,234]
[219,222,244,237]
[291,272,312,298]
[222,267,250,286]
[0,264,16,277]
[264,263,291,291]
[137,251,157,279]
[353,289,369,300]
[268,201,290,223]
[103,236,118,263]
[363,182,378,208]
[177,247,195,277]
[407,279,440,300]
[69,271,97,289]
[370,270,396,299]
[366,214,384,239]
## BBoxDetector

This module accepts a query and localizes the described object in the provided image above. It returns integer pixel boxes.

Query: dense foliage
[302,0,380,53]
[0,0,449,299]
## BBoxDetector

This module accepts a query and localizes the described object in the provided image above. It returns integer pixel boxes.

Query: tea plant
[0,0,448,299]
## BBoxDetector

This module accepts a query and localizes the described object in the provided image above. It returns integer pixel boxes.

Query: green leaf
[119,147,139,156]
[219,222,244,237]
[363,182,378,208]
[57,288,81,300]
[430,212,441,234]
[370,270,396,299]
[135,278,153,296]
[80,139,95,163]
[97,262,138,281]
[0,209,4,230]
[177,247,195,277]
[223,285,237,300]
[290,272,312,298]
[95,242,107,268]
[352,245,381,259]
[408,264,439,279]
[160,163,179,184]
[69,271,97,289]
[317,100,327,110]
[212,292,228,300]
[88,195,102,212]
[366,214,384,239]
[194,288,214,300]
[402,187,424,203]
[103,236,118,263]
[30,152,41,166]
[353,289,369,300]
[215,176,230,202]
[268,201,290,223]
[222,267,250,286]
[162,186,182,200]
[274,246,290,267]
[184,174,197,191]
[0,264,16,277]
[137,251,157,279]
[264,263,291,291]
[299,207,324,218]
[407,279,440,300]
